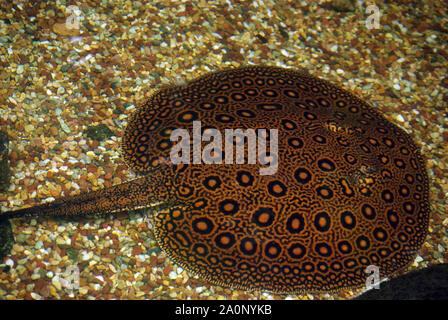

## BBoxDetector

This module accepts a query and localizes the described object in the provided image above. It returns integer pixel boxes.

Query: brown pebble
[442,131,448,143]
[91,140,99,149]
[104,165,114,175]
[52,22,80,36]
[9,151,18,161]
[50,187,60,198]
[104,173,112,180]
[49,126,58,136]
[163,266,171,275]
[150,255,158,267]
[12,244,24,253]
[87,164,98,173]
[132,246,142,256]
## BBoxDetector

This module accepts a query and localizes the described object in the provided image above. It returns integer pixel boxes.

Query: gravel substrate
[0,0,447,300]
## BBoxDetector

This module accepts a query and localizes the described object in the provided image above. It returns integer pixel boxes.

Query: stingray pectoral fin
[0,218,13,262]
[151,201,240,290]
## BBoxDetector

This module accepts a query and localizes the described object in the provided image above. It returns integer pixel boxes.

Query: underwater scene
[0,0,447,300]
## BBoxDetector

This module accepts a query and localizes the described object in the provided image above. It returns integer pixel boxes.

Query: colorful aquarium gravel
[0,0,447,300]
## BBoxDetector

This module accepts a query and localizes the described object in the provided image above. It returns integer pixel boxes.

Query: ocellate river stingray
[0,66,430,293]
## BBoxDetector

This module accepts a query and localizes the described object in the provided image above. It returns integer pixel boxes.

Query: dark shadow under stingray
[0,218,13,263]
[355,264,448,300]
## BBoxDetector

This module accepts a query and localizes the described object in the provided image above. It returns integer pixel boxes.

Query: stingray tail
[0,168,176,261]
[0,172,174,222]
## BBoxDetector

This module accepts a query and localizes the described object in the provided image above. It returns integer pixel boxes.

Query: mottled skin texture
[1,66,430,294]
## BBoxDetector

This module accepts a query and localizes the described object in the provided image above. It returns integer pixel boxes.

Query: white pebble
[30,292,42,300]
[169,271,177,280]
[415,255,423,263]
[5,258,14,268]
[396,114,405,122]
[86,151,96,159]
[31,273,41,280]
[81,252,91,261]
[57,87,65,95]
[52,276,62,290]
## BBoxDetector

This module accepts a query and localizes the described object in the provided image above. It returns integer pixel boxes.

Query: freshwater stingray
[0,66,430,293]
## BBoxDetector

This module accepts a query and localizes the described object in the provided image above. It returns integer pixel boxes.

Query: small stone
[52,22,80,36]
[60,64,71,73]
[16,265,27,275]
[58,117,71,134]
[52,276,62,290]
[79,286,89,295]
[132,246,142,256]
[163,266,171,275]
[24,124,34,133]
[34,240,43,250]
[57,87,65,95]
[330,0,355,12]
[81,251,90,261]
[31,273,41,280]
[17,65,24,74]
[9,151,18,162]
[86,124,114,142]
[30,292,42,300]
[49,285,58,297]
[12,244,24,253]
[5,258,14,267]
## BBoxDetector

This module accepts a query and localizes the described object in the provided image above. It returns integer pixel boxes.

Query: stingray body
[1,66,430,294]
